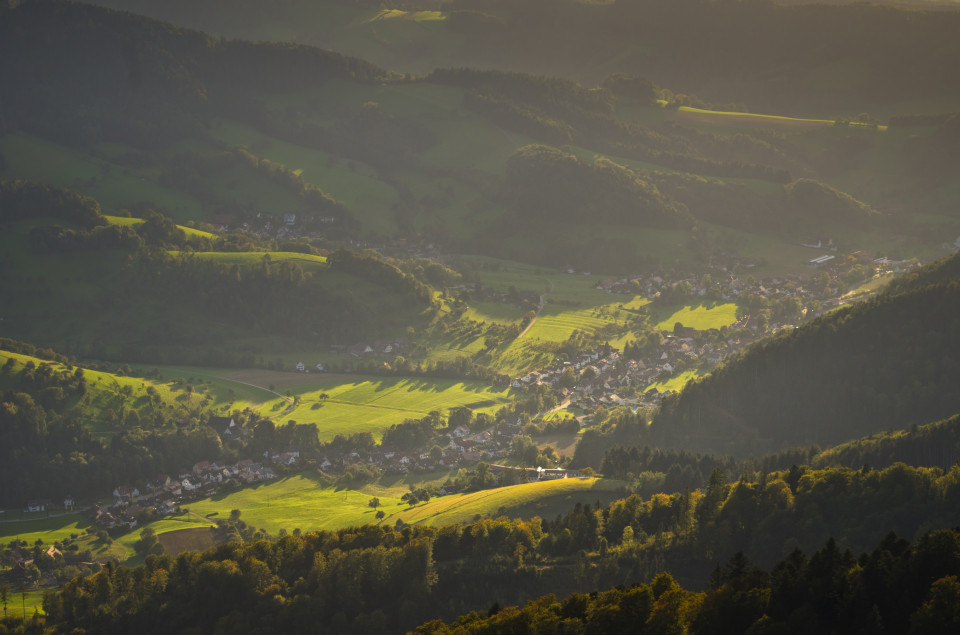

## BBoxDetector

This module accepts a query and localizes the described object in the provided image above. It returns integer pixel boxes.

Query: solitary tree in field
[368,497,380,509]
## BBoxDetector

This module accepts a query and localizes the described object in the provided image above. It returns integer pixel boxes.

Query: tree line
[417,527,960,634]
[13,459,960,633]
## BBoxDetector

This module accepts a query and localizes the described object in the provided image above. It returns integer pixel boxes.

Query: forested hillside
[650,253,960,456]
[417,528,960,634]
[3,0,956,276]
[0,342,225,507]
[22,462,960,633]
[88,0,960,116]
[0,181,436,363]
[814,414,960,470]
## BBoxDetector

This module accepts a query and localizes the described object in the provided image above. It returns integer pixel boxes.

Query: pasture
[137,365,289,412]
[182,476,400,534]
[208,120,401,237]
[277,376,515,441]
[167,251,327,269]
[3,588,46,618]
[104,215,215,239]
[653,302,739,331]
[0,132,204,220]
[387,478,627,527]
[672,106,835,129]
[0,512,91,547]
[449,256,657,372]
[140,367,515,441]
[645,369,708,394]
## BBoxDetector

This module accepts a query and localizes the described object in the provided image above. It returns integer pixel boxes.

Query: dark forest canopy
[417,528,960,635]
[649,253,960,456]
[21,468,960,634]
[0,0,391,150]
[503,144,693,229]
[813,413,960,471]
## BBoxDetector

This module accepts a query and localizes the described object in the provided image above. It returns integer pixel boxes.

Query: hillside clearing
[387,478,627,527]
[654,303,739,331]
[182,476,401,534]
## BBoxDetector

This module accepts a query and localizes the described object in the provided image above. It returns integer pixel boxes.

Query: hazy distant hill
[87,0,960,117]
[1,0,957,274]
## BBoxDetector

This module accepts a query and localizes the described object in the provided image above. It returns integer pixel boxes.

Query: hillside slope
[87,0,960,116]
[649,253,960,456]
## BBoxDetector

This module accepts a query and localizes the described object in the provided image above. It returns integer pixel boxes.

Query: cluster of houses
[593,250,915,307]
[293,338,411,372]
[489,464,583,483]
[506,344,683,413]
[25,496,76,513]
[226,211,338,241]
[93,456,279,529]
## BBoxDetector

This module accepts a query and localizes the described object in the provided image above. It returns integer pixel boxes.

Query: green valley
[1,1,960,633]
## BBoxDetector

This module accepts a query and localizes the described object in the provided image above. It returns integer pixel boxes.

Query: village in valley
[9,245,918,543]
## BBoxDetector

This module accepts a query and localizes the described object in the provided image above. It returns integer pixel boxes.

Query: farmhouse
[207,416,240,441]
[26,499,52,512]
[112,486,139,505]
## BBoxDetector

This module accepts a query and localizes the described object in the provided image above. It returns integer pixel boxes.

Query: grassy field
[653,302,739,331]
[183,476,401,534]
[388,478,627,527]
[139,365,289,413]
[0,132,204,220]
[167,250,327,269]
[672,106,840,130]
[104,215,215,239]
[0,512,91,546]
[0,351,209,436]
[447,256,659,372]
[3,588,47,618]
[277,376,515,441]
[644,369,708,394]
[131,367,514,442]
